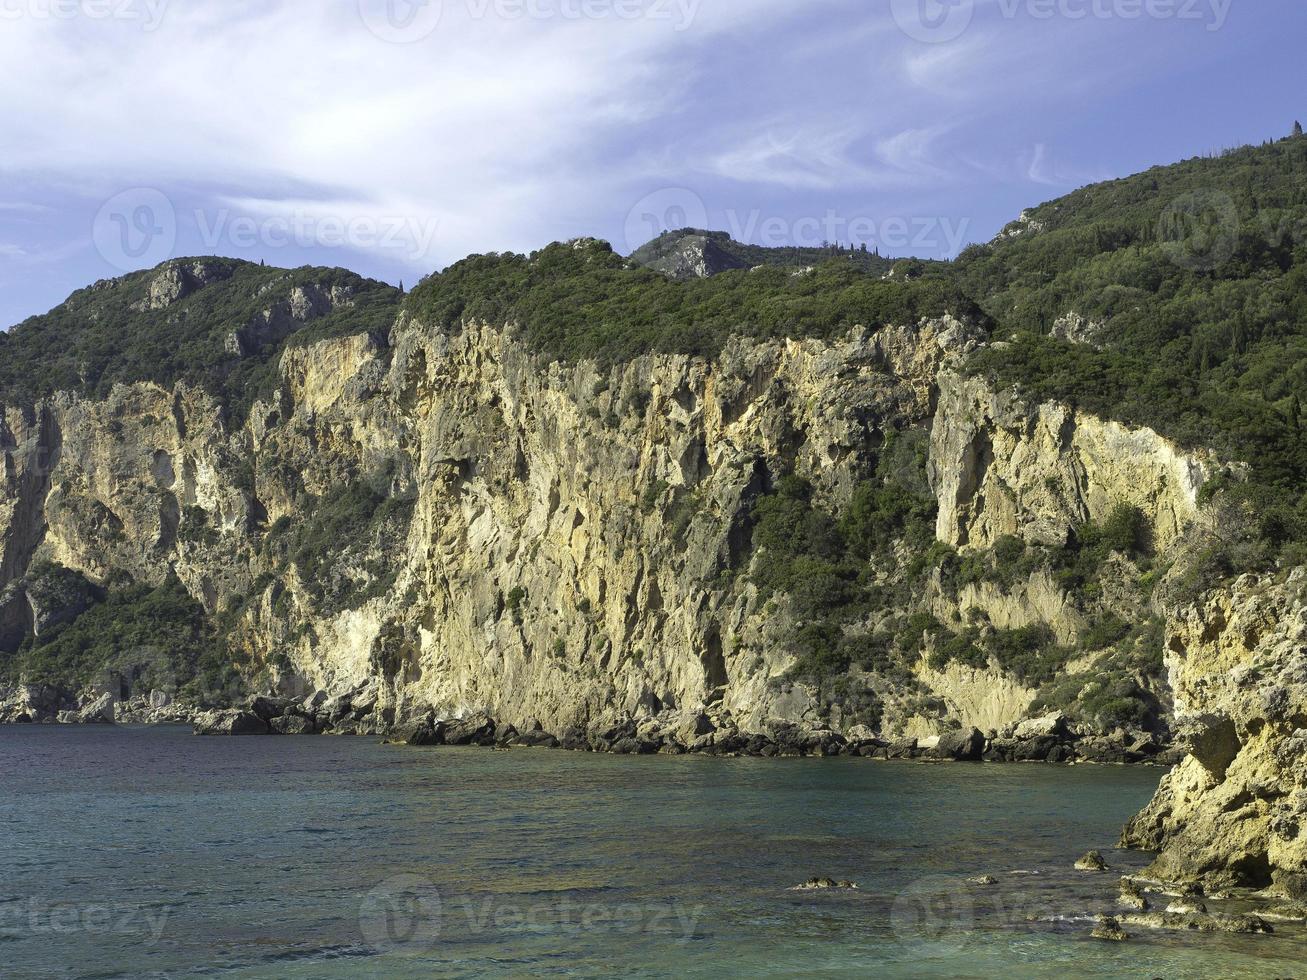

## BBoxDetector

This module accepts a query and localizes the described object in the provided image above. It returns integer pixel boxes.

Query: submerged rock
[1118,878,1149,911]
[1091,916,1129,942]
[790,877,859,891]
[1075,850,1109,872]
[1119,911,1273,935]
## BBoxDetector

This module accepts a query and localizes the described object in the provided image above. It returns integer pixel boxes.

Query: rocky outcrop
[133,260,235,312]
[1122,570,1307,898]
[627,229,749,280]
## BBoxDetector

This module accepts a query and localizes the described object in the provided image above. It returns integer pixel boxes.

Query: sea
[2,725,1303,978]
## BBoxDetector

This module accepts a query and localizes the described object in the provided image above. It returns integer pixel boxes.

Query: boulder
[560,726,588,751]
[513,730,560,749]
[271,714,314,735]
[194,710,269,736]
[1091,916,1129,942]
[1015,712,1069,740]
[1118,878,1149,911]
[933,727,985,762]
[790,877,858,891]
[886,737,918,760]
[249,696,292,722]
[1013,735,1061,762]
[443,712,496,746]
[77,693,116,725]
[676,712,715,744]
[1077,736,1128,764]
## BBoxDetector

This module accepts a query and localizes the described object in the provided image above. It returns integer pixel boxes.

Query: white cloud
[0,0,798,269]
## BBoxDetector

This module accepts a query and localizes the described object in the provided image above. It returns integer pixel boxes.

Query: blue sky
[1,0,1303,328]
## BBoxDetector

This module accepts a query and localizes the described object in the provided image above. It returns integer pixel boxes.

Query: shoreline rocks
[2,683,1182,769]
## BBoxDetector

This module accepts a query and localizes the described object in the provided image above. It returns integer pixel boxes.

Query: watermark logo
[890,875,974,957]
[891,0,974,44]
[623,188,970,257]
[624,187,709,253]
[93,188,177,273]
[464,0,699,29]
[358,876,704,949]
[891,0,1232,42]
[0,0,170,31]
[0,897,170,944]
[91,187,441,271]
[357,0,444,43]
[1158,189,1239,272]
[359,874,444,953]
[193,209,441,261]
[723,209,970,255]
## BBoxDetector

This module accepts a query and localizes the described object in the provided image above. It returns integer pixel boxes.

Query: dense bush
[4,574,215,689]
[405,241,983,367]
[750,430,939,692]
[287,478,416,611]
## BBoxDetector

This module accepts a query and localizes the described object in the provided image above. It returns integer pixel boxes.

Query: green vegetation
[2,574,215,690]
[1032,618,1167,730]
[749,430,938,694]
[281,477,416,612]
[936,504,1151,599]
[405,240,982,367]
[628,228,907,278]
[964,137,1307,557]
[0,258,401,422]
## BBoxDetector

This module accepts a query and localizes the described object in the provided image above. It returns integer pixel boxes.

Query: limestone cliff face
[2,312,990,734]
[0,298,1213,743]
[1122,571,1307,898]
[931,373,1211,553]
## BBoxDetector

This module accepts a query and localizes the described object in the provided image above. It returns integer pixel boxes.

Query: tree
[1295,121,1304,138]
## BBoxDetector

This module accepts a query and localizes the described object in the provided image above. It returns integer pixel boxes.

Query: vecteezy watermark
[0,897,170,945]
[891,0,1232,43]
[1157,189,1239,272]
[624,187,710,253]
[93,188,178,273]
[91,188,441,272]
[890,0,975,43]
[624,187,970,257]
[463,0,699,29]
[357,0,444,43]
[358,0,699,41]
[358,876,703,953]
[192,210,441,261]
[359,875,444,952]
[0,0,170,30]
[890,875,975,956]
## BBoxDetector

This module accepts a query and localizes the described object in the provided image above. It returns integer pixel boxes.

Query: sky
[1,0,1304,328]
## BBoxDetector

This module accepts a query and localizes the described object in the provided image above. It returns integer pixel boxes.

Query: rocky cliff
[1122,570,1307,898]
[0,258,1216,755]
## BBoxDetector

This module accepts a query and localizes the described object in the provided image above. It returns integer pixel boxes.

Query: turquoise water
[1,726,1302,978]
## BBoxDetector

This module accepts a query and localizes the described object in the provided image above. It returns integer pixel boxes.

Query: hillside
[963,137,1307,563]
[0,258,402,421]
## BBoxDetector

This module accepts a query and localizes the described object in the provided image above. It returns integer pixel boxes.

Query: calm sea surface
[1,725,1303,979]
